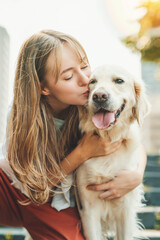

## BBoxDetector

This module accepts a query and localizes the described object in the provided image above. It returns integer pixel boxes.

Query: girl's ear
[41,85,50,96]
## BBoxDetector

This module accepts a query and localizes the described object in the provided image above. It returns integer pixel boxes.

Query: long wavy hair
[7,30,89,204]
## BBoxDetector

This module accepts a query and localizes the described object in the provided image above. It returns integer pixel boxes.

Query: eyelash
[65,75,73,80]
[64,65,88,80]
[81,65,88,69]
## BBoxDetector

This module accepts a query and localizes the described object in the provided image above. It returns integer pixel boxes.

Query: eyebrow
[60,56,88,76]
[60,67,73,76]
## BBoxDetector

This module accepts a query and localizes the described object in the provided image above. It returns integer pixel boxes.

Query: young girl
[0,30,146,240]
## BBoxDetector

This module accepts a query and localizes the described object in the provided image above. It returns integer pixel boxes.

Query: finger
[105,195,120,200]
[87,182,111,191]
[99,190,112,199]
[107,192,122,200]
[84,132,93,138]
[111,141,122,149]
[99,191,121,200]
[105,142,121,152]
[106,145,121,155]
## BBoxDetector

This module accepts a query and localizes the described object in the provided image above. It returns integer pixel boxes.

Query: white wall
[0,0,141,104]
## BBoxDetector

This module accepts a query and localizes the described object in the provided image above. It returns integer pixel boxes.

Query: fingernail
[99,194,103,199]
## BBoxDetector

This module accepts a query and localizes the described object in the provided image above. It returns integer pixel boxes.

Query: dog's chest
[80,143,139,184]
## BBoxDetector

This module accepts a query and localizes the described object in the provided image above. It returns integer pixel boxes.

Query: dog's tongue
[92,111,115,129]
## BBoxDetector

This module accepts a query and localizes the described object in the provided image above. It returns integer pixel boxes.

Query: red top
[0,169,85,240]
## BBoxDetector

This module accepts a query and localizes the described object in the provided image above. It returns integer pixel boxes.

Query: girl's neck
[45,96,70,120]
[52,106,70,120]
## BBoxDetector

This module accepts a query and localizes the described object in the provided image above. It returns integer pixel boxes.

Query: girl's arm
[60,132,122,176]
[87,145,147,200]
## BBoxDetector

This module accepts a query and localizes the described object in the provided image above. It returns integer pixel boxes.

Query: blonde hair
[7,30,89,204]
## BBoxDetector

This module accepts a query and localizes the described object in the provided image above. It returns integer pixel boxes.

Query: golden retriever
[76,65,150,240]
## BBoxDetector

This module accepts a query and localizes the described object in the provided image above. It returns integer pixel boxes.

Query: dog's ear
[132,80,151,126]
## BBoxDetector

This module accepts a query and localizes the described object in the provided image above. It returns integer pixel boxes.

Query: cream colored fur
[76,65,150,240]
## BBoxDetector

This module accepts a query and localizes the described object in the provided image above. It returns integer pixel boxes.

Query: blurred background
[0,0,160,154]
[0,0,160,239]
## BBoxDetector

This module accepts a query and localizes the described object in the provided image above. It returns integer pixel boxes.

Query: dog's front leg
[76,175,104,239]
[114,198,138,240]
[79,202,103,240]
[115,210,137,240]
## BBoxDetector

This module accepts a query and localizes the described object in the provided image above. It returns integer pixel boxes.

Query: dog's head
[83,65,150,131]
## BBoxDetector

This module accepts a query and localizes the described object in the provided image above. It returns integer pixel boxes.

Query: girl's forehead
[47,43,87,70]
[44,42,88,82]
[61,44,88,65]
[62,42,88,62]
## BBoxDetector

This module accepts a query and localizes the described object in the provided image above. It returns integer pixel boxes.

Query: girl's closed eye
[81,64,88,69]
[64,75,73,80]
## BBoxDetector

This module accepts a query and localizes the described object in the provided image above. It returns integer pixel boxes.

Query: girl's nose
[78,70,91,86]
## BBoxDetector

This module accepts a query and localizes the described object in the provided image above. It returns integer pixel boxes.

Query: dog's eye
[89,79,97,84]
[114,78,124,84]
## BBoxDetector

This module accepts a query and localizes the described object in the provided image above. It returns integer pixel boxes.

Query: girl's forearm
[60,144,147,180]
[60,145,85,176]
[48,146,85,187]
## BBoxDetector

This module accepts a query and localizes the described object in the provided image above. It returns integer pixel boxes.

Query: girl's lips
[83,90,89,97]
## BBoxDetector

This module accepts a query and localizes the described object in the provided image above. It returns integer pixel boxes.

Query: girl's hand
[87,169,142,200]
[60,133,121,176]
[78,132,122,162]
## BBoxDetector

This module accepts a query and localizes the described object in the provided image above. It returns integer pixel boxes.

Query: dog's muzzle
[93,90,110,104]
[91,90,125,130]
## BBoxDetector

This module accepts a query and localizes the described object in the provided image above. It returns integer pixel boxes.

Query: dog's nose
[93,90,109,103]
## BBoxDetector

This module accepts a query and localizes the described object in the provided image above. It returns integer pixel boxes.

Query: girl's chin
[71,97,88,106]
[80,99,88,106]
